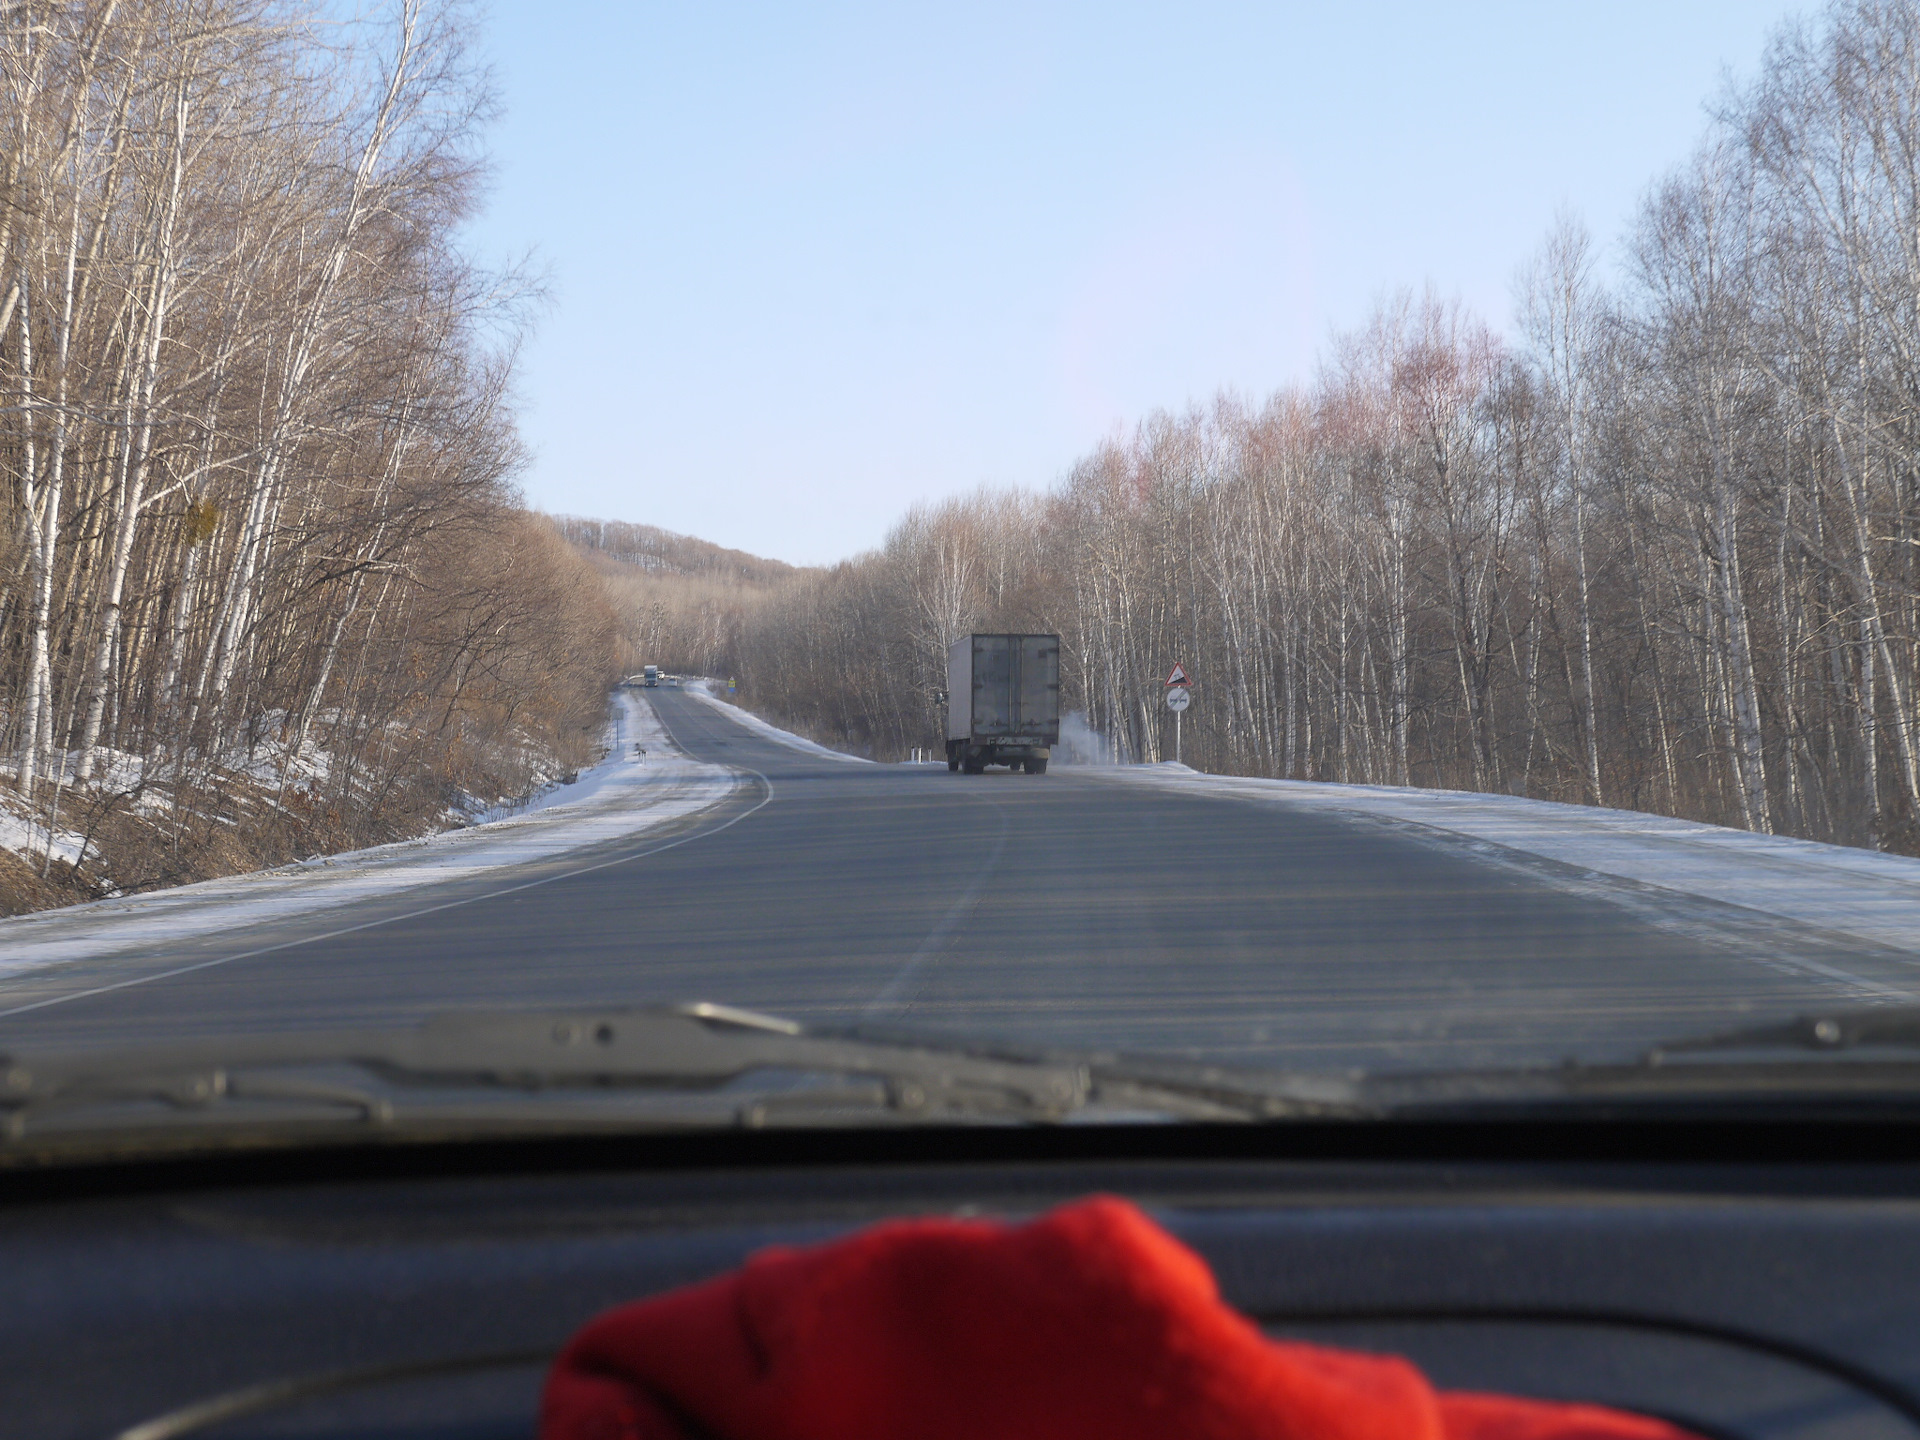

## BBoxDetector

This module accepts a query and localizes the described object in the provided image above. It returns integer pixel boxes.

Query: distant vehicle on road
[642,665,660,687]
[946,633,1059,774]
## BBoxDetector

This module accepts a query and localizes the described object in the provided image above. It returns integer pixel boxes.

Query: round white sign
[1166,686,1191,712]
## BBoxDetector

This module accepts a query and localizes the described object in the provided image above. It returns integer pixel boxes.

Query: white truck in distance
[946,634,1060,774]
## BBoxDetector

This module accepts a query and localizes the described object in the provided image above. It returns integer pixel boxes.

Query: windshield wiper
[15,1000,1920,1162]
[1643,1003,1920,1060]
[1321,1006,1920,1119]
[0,1003,1362,1157]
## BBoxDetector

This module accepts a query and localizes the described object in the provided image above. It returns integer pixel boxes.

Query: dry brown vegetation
[0,1,618,911]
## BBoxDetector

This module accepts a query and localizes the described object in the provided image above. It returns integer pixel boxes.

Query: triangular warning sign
[1165,664,1190,688]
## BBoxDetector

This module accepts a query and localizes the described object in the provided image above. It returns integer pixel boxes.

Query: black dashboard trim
[6,1116,1920,1204]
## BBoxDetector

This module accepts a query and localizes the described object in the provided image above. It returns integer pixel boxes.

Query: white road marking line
[863,791,1010,1016]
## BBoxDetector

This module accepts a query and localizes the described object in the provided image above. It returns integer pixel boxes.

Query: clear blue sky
[465,1,1799,566]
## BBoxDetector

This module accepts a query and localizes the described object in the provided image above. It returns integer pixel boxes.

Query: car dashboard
[6,1124,1920,1440]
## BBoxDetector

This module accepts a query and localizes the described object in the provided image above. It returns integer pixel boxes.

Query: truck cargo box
[946,634,1059,773]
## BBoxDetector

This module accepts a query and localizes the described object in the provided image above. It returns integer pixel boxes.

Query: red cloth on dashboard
[540,1195,1696,1440]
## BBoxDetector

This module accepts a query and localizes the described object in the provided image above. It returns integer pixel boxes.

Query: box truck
[946,633,1059,774]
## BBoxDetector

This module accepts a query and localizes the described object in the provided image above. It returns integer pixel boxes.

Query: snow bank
[683,682,872,764]
[1095,766,1920,973]
[0,691,736,991]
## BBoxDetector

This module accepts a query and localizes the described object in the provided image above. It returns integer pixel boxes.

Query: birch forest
[640,0,1920,856]
[0,0,615,909]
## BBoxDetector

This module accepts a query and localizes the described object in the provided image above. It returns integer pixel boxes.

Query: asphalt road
[0,689,1894,1069]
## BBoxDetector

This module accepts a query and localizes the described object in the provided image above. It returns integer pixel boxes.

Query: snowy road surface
[1,686,1917,1068]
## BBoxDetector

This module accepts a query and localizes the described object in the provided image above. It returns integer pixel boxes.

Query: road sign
[1165,686,1190,713]
[1165,664,1190,688]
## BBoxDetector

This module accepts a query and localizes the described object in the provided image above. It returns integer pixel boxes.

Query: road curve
[0,688,1897,1069]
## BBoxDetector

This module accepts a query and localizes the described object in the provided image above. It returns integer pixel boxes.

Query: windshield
[2,0,1918,1157]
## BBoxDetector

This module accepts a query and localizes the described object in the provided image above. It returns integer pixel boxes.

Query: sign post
[1164,664,1191,765]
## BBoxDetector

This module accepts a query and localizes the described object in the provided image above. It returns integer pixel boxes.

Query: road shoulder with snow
[681,682,873,763]
[1085,764,1920,997]
[0,691,734,989]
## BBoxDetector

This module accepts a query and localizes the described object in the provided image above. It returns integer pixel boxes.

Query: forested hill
[556,520,807,688]
[553,517,801,588]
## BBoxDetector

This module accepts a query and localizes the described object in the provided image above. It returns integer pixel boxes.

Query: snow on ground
[0,691,735,985]
[683,681,872,763]
[1097,764,1920,980]
[0,751,141,869]
[0,795,85,870]
[0,709,494,873]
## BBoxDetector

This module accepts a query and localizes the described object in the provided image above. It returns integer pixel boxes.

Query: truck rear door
[971,635,1012,737]
[1015,635,1059,739]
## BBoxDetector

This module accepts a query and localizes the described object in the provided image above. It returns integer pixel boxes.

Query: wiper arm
[0,1003,1350,1152]
[0,1003,1075,1137]
[1643,1003,1920,1062]
[1295,1006,1920,1120]
[41,997,1918,1153]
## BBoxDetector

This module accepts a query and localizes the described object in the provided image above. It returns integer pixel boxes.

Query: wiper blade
[1644,1003,1920,1061]
[0,1003,1357,1156]
[0,1003,1070,1140]
[1301,1009,1920,1119]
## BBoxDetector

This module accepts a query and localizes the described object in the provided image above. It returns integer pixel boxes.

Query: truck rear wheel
[1024,758,1047,775]
[961,753,985,775]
